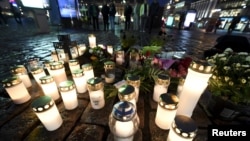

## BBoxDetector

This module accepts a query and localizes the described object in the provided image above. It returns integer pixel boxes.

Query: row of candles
[2,33,213,141]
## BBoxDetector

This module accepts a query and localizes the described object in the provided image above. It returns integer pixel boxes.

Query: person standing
[227,13,241,34]
[10,2,22,24]
[148,0,159,33]
[139,0,149,32]
[88,1,100,30]
[109,1,116,31]
[0,6,8,26]
[133,0,141,31]
[101,1,110,31]
[124,1,133,31]
[213,18,221,33]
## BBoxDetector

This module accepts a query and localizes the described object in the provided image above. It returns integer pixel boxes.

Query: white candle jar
[115,50,125,65]
[69,59,80,73]
[10,65,32,88]
[2,76,31,104]
[107,45,113,55]
[71,69,87,94]
[104,61,116,83]
[88,34,96,48]
[118,85,137,109]
[109,101,140,141]
[87,77,105,109]
[82,63,94,82]
[126,75,140,102]
[153,74,170,102]
[59,80,78,110]
[40,75,60,101]
[30,67,46,87]
[43,60,54,75]
[177,61,212,117]
[167,115,197,141]
[31,96,63,131]
[155,93,179,130]
[49,61,67,86]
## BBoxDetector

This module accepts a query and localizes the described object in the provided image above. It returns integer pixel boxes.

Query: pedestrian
[101,0,109,31]
[109,1,116,31]
[0,5,8,26]
[178,13,185,30]
[139,0,149,32]
[227,13,241,34]
[214,18,221,33]
[148,0,160,34]
[88,1,100,30]
[124,1,133,31]
[10,2,22,24]
[132,0,140,31]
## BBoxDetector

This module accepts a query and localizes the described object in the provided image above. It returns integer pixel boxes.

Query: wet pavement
[1,17,250,141]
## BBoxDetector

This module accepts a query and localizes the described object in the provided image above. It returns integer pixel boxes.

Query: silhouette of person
[139,0,149,32]
[101,1,110,31]
[109,1,116,31]
[178,13,185,30]
[228,13,241,34]
[124,1,133,31]
[88,1,100,30]
[133,0,140,31]
[148,0,159,33]
[0,6,8,26]
[214,18,221,33]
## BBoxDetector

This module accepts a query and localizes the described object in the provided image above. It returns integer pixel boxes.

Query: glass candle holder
[87,77,105,109]
[10,65,32,88]
[77,43,86,56]
[118,84,136,109]
[40,75,60,101]
[104,61,115,73]
[109,101,140,141]
[2,76,31,104]
[176,61,212,117]
[31,96,63,131]
[126,75,140,102]
[49,61,68,86]
[115,50,125,65]
[71,69,87,94]
[129,49,140,69]
[82,63,94,82]
[59,80,78,110]
[107,45,113,55]
[30,67,46,87]
[153,74,171,102]
[69,59,80,73]
[155,93,179,130]
[167,115,197,141]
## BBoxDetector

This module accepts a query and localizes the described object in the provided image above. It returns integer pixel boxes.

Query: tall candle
[49,61,68,86]
[118,85,136,109]
[40,75,60,101]
[69,59,80,73]
[82,63,94,82]
[59,80,78,110]
[126,75,140,102]
[10,65,32,88]
[31,96,63,131]
[30,67,46,87]
[72,69,87,94]
[2,76,31,104]
[153,74,170,102]
[88,34,96,48]
[87,77,105,109]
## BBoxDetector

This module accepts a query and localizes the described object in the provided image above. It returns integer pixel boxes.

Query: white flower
[224,48,233,53]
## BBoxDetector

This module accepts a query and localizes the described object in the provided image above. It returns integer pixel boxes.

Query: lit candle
[51,50,59,61]
[30,67,46,87]
[2,76,31,104]
[40,75,60,101]
[88,34,96,48]
[104,61,116,83]
[82,63,94,82]
[43,60,54,75]
[77,43,86,56]
[118,85,136,109]
[10,65,32,88]
[27,57,41,72]
[71,69,87,94]
[31,96,63,131]
[115,50,125,65]
[87,77,105,109]
[107,45,113,55]
[153,74,170,102]
[105,73,115,84]
[176,61,212,117]
[49,61,68,86]
[129,49,140,68]
[167,115,197,141]
[59,80,78,110]
[109,101,140,141]
[177,78,185,97]
[155,93,179,130]
[126,75,140,102]
[69,59,80,73]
